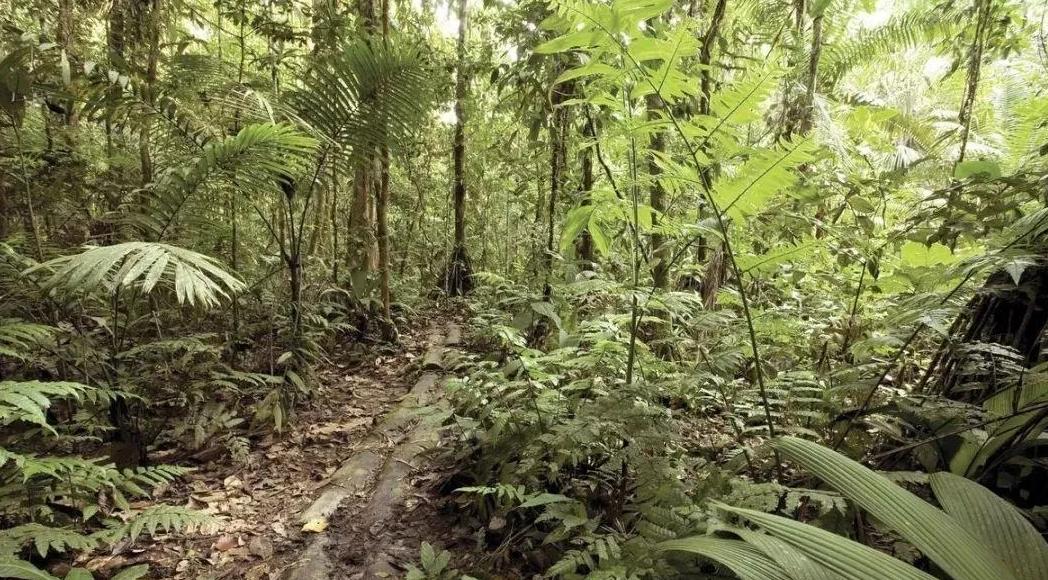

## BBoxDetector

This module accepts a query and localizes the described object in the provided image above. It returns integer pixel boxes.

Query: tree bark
[348,0,379,286]
[443,0,473,296]
[647,93,669,290]
[543,77,571,298]
[575,114,595,265]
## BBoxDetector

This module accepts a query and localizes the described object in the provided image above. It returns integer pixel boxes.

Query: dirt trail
[131,316,468,580]
[288,322,462,579]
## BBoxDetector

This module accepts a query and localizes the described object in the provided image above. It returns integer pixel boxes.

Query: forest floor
[106,310,474,580]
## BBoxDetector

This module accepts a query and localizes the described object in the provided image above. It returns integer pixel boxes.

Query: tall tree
[348,0,379,286]
[443,0,473,296]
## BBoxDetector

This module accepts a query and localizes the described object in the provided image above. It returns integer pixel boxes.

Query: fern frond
[0,381,92,433]
[713,138,817,219]
[94,505,216,543]
[0,524,97,558]
[0,320,54,360]
[821,10,956,85]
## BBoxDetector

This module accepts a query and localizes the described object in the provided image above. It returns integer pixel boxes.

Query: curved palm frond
[128,122,317,239]
[30,242,244,308]
[288,38,437,169]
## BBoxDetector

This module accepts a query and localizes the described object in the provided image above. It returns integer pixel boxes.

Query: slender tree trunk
[647,93,669,290]
[957,0,991,166]
[944,0,992,250]
[798,12,823,136]
[697,0,726,118]
[139,1,161,185]
[443,0,473,296]
[695,0,726,266]
[575,114,595,265]
[375,0,395,334]
[541,77,572,299]
[348,0,379,289]
[57,0,79,128]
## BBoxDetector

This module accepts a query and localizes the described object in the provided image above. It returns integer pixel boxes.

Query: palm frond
[658,535,793,580]
[131,123,317,238]
[31,242,244,308]
[774,436,1017,580]
[929,472,1048,580]
[288,38,436,169]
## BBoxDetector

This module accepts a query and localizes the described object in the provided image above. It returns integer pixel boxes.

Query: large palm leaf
[30,242,244,309]
[662,437,1048,580]
[287,38,435,170]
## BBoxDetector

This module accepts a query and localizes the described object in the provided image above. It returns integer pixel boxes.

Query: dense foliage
[2,0,1048,577]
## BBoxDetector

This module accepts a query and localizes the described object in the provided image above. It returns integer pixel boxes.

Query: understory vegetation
[3,0,1048,578]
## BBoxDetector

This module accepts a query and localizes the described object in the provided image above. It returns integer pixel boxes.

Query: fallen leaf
[214,534,239,551]
[248,536,274,559]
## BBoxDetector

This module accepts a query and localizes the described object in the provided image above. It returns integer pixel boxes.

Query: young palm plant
[662,436,1048,580]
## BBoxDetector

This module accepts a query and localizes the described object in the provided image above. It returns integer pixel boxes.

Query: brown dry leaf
[248,536,274,559]
[214,534,239,551]
[245,563,271,580]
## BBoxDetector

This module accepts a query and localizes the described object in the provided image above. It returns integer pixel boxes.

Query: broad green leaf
[953,160,1001,179]
[659,536,792,580]
[560,206,594,254]
[535,31,604,54]
[555,62,621,85]
[728,527,839,580]
[518,493,572,509]
[717,504,935,580]
[930,472,1048,580]
[775,436,1016,580]
[110,565,149,580]
[0,559,60,580]
[899,241,955,268]
[530,302,562,329]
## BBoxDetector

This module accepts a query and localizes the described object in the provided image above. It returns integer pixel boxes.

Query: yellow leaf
[301,518,327,533]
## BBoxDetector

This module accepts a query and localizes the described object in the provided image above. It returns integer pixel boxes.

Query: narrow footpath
[134,318,470,579]
[288,322,463,579]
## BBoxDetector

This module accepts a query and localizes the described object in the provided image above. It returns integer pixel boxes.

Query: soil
[80,312,472,579]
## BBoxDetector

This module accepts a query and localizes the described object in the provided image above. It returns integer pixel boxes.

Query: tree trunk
[139,0,161,185]
[375,0,395,336]
[348,0,379,288]
[542,77,572,298]
[928,266,1048,400]
[694,0,726,268]
[575,114,595,265]
[647,93,669,290]
[697,0,726,118]
[443,0,473,296]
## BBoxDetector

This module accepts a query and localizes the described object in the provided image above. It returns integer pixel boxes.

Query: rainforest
[2,0,1048,578]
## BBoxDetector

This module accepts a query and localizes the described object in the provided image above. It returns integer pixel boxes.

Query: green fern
[712,138,817,220]
[94,505,216,543]
[0,524,96,558]
[0,381,92,433]
[0,320,54,360]
[820,10,957,85]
